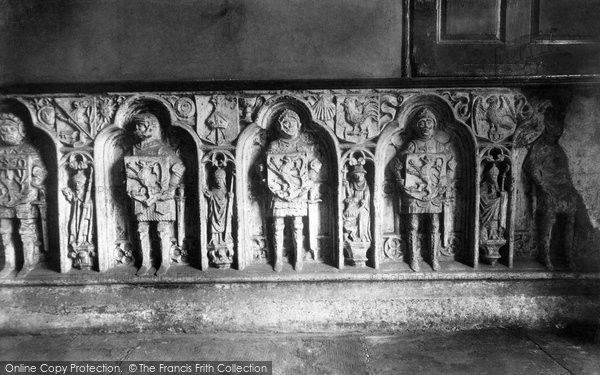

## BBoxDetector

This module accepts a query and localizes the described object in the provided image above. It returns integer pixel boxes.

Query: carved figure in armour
[265,109,322,272]
[392,108,455,272]
[204,166,234,268]
[62,155,95,269]
[0,113,47,278]
[479,164,508,265]
[125,113,186,276]
[343,159,372,267]
[524,110,577,270]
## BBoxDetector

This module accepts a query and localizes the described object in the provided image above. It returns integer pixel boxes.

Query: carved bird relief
[474,95,517,142]
[341,97,378,138]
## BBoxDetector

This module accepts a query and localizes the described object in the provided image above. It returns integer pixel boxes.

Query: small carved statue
[524,107,578,270]
[0,113,48,278]
[264,109,322,272]
[392,108,455,272]
[204,165,234,268]
[343,157,372,267]
[125,113,186,276]
[62,154,95,269]
[479,164,508,265]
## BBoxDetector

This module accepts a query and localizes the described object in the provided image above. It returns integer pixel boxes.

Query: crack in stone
[520,332,574,375]
[116,342,138,369]
[359,335,372,374]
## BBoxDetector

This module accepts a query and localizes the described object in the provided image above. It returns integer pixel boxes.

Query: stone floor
[1,328,599,374]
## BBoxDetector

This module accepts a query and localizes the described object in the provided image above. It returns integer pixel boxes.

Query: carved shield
[0,154,31,207]
[125,156,171,197]
[266,151,312,202]
[403,153,449,202]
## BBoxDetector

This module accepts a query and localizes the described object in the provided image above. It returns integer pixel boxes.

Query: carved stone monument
[0,113,47,278]
[392,108,456,272]
[264,109,322,272]
[343,154,372,267]
[125,113,186,276]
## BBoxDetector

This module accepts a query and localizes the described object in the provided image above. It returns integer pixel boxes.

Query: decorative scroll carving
[262,109,322,272]
[391,108,456,272]
[162,95,196,126]
[337,96,379,143]
[125,113,186,276]
[342,150,372,267]
[203,151,235,269]
[0,113,48,278]
[479,148,510,266]
[62,153,95,270]
[383,236,404,260]
[441,91,471,123]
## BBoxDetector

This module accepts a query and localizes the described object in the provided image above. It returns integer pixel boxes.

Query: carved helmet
[415,108,437,126]
[0,112,26,136]
[131,112,162,139]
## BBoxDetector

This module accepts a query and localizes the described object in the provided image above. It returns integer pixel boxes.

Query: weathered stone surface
[0,273,598,335]
[1,329,599,374]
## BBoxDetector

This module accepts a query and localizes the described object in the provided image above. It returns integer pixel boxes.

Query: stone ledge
[2,261,600,287]
[2,273,599,335]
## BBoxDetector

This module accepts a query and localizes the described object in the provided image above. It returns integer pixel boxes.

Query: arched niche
[0,98,60,273]
[340,148,375,268]
[236,95,341,270]
[94,95,201,272]
[375,94,478,269]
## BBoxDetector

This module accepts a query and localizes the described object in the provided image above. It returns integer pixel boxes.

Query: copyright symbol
[129,364,137,372]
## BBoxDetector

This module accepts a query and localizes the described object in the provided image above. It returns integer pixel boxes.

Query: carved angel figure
[125,113,185,276]
[0,113,47,278]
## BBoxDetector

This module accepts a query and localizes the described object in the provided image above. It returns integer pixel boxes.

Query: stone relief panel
[61,152,95,271]
[341,150,374,267]
[196,95,239,145]
[94,95,199,275]
[0,87,595,277]
[201,151,236,269]
[0,112,49,278]
[237,96,337,271]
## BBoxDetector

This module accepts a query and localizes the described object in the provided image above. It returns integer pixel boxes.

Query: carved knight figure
[392,108,456,272]
[62,155,95,269]
[479,164,508,265]
[0,113,48,278]
[204,166,234,268]
[343,159,372,267]
[264,109,322,272]
[125,113,186,276]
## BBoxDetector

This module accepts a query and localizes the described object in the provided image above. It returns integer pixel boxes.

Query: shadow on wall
[524,88,600,272]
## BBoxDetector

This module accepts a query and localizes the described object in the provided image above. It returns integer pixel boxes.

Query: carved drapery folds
[0,88,591,277]
[342,150,373,267]
[62,152,95,270]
